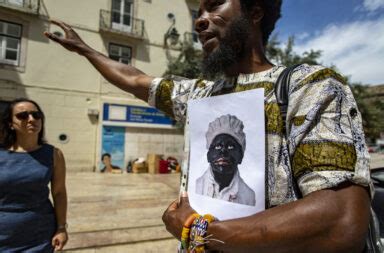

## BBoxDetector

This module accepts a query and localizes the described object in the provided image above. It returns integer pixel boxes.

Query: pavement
[370,152,384,169]
[63,172,180,252]
[62,153,384,252]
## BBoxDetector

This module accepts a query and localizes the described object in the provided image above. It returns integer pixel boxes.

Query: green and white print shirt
[148,64,373,207]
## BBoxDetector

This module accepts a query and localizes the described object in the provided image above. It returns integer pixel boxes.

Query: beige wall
[0,0,200,171]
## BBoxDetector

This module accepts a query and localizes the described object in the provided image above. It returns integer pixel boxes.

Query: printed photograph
[187,89,266,220]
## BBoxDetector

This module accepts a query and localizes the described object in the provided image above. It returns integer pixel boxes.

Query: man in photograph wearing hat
[196,114,256,206]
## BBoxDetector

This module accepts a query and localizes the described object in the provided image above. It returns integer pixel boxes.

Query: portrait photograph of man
[187,89,265,220]
[196,114,256,206]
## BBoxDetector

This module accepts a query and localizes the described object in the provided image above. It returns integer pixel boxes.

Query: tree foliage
[266,35,322,66]
[350,83,384,141]
[163,44,202,79]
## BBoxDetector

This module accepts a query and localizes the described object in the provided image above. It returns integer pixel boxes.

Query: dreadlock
[240,0,282,46]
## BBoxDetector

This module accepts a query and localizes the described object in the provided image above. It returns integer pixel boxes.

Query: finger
[162,199,178,223]
[179,191,190,206]
[166,199,179,212]
[62,21,74,31]
[52,237,59,247]
[50,19,71,31]
[57,241,64,250]
[43,31,64,44]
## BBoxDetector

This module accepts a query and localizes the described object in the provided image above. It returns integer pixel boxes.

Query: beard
[201,16,252,80]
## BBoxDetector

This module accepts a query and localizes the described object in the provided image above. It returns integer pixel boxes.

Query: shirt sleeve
[148,76,213,124]
[148,77,200,123]
[287,64,373,197]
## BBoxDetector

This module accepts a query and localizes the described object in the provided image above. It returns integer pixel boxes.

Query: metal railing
[0,0,40,14]
[99,9,144,39]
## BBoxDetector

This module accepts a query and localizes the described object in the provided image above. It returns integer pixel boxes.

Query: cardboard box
[132,162,148,173]
[147,154,162,174]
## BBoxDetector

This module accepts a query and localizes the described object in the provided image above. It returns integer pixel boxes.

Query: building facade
[0,0,199,172]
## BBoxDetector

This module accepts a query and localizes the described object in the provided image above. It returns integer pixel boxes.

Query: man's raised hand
[44,19,91,56]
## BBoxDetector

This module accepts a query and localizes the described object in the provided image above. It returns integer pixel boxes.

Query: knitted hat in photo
[206,114,246,152]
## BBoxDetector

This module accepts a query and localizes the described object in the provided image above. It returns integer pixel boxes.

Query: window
[111,0,133,32]
[0,20,21,66]
[108,43,132,64]
[6,0,24,7]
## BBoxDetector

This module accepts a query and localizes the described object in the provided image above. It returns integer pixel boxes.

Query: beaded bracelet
[188,214,216,252]
[181,213,201,250]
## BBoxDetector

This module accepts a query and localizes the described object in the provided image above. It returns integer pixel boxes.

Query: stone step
[64,224,175,250]
[62,173,181,252]
[64,238,179,253]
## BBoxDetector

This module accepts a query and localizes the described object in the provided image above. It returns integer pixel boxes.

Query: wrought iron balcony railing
[99,9,144,39]
[0,0,40,14]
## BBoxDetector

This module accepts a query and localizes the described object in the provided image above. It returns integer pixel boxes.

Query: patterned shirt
[148,64,373,208]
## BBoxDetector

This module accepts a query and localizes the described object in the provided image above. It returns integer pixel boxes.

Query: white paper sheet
[187,88,265,220]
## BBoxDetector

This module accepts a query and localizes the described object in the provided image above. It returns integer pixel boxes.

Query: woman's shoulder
[41,144,64,156]
[39,143,55,153]
[51,145,65,161]
[42,143,63,152]
[37,144,62,160]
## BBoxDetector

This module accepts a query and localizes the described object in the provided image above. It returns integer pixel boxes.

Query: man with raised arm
[45,0,379,252]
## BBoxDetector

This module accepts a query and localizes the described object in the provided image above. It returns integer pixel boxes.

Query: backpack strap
[274,64,302,199]
[274,64,301,130]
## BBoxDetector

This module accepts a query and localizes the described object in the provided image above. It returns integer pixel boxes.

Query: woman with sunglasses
[0,98,68,252]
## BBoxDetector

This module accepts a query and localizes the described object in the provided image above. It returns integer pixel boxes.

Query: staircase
[62,172,180,252]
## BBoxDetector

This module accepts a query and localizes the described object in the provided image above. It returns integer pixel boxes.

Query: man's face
[196,0,253,79]
[207,134,244,176]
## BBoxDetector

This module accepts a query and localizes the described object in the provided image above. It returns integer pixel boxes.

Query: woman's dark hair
[0,98,46,148]
[101,153,111,161]
[240,0,282,46]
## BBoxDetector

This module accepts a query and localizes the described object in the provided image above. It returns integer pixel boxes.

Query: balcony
[99,10,145,39]
[0,0,40,14]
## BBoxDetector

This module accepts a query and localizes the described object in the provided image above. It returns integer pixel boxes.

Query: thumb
[44,31,62,44]
[179,191,190,206]
[51,237,58,247]
[56,241,63,251]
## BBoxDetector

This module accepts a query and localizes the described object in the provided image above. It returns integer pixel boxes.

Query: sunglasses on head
[15,111,43,120]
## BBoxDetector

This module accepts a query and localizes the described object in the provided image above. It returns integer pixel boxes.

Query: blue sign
[103,103,174,125]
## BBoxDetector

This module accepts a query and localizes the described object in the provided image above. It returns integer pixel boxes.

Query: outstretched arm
[44,20,154,101]
[163,184,370,253]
